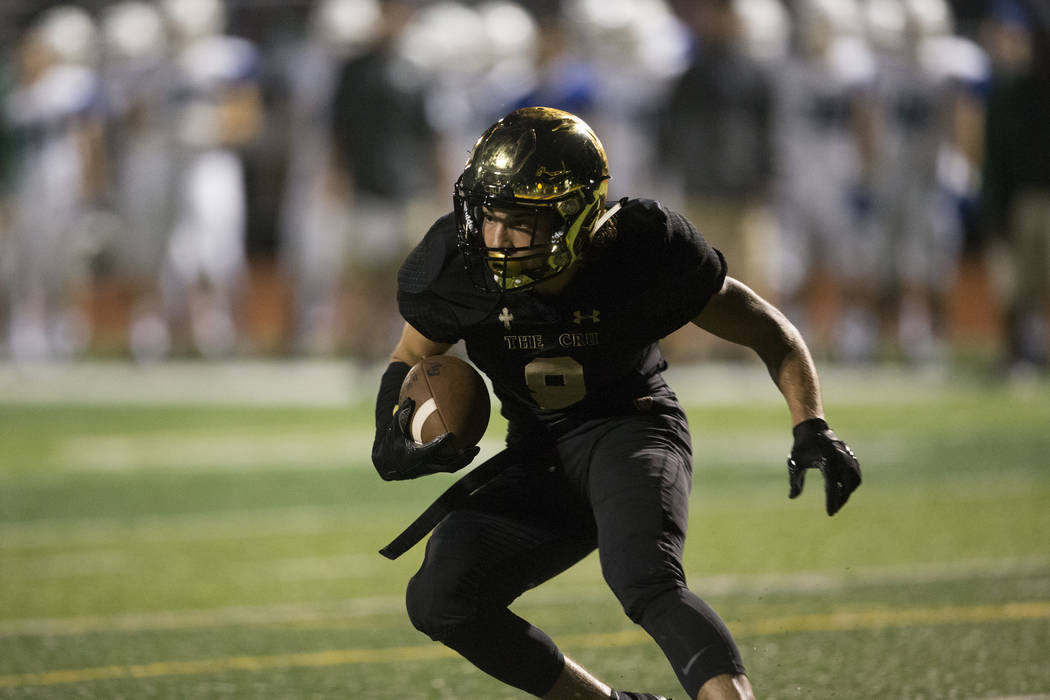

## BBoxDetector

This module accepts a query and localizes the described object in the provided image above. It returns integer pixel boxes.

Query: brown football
[399,355,490,450]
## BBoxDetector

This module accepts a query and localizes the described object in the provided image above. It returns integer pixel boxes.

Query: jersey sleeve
[612,200,728,343]
[397,214,498,344]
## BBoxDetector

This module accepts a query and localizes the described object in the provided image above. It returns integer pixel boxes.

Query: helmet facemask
[454,107,610,293]
[455,184,607,292]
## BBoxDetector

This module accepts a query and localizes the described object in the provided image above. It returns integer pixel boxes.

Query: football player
[5,5,106,360]
[371,107,861,700]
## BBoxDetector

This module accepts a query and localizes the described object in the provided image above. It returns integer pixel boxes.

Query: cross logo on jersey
[499,307,514,329]
[572,309,600,325]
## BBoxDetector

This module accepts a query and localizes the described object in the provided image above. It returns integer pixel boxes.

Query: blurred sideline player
[274,0,381,355]
[329,0,446,362]
[4,6,106,361]
[566,0,690,203]
[156,0,261,359]
[371,107,861,699]
[657,0,777,362]
[99,0,180,362]
[864,0,987,363]
[979,1,1050,373]
[770,0,880,361]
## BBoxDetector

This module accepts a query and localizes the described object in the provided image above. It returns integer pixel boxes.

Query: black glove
[787,417,861,516]
[371,397,480,481]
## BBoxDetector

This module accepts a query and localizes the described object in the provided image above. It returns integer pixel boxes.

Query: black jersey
[398,198,727,437]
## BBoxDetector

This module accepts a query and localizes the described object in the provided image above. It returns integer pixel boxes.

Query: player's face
[481,207,554,254]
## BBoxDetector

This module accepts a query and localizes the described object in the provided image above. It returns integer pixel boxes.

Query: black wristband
[792,416,829,439]
[375,361,411,429]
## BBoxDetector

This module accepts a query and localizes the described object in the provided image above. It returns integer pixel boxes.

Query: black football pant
[404,391,746,698]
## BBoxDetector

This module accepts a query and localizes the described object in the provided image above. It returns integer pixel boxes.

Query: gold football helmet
[454,106,610,292]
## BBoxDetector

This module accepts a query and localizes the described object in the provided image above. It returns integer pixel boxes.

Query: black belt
[379,448,522,560]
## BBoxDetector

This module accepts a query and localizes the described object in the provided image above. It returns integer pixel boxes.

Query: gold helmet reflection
[455,106,610,292]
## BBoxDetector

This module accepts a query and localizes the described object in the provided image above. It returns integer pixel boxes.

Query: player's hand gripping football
[787,417,861,516]
[371,397,480,481]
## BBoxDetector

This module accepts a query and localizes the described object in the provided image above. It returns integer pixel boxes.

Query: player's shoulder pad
[397,213,499,343]
[610,198,700,253]
[614,197,667,226]
[606,197,726,331]
[398,213,458,295]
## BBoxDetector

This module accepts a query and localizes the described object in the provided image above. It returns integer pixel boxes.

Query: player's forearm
[692,277,826,425]
[382,324,452,429]
[764,328,824,428]
[721,285,824,425]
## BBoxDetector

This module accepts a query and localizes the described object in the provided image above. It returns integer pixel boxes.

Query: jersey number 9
[525,356,586,410]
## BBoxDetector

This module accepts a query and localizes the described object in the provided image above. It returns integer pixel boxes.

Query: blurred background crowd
[0,0,1047,375]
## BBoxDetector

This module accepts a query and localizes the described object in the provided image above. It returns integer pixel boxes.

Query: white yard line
[0,504,353,549]
[0,358,994,406]
[55,430,371,473]
[48,432,507,473]
[0,359,368,406]
[10,550,131,579]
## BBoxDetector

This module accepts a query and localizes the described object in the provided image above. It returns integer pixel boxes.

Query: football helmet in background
[455,106,610,292]
[311,0,382,56]
[34,4,99,67]
[794,0,864,55]
[101,1,168,63]
[735,0,791,63]
[162,0,225,44]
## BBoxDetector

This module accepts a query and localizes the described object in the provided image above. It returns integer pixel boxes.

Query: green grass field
[1,361,1048,699]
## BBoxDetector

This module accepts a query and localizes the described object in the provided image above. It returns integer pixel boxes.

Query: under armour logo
[572,309,600,325]
[499,307,514,329]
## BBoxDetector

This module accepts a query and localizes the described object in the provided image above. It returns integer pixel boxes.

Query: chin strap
[590,199,623,239]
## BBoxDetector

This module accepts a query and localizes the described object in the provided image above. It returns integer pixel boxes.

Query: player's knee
[602,554,686,623]
[405,570,441,638]
[405,567,471,641]
[616,580,685,624]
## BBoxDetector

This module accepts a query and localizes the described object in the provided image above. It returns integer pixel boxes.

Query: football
[399,355,490,451]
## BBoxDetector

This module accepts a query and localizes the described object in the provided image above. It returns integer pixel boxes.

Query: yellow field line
[0,645,457,689]
[2,601,1048,689]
